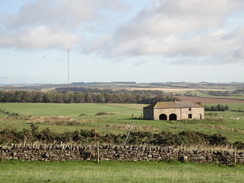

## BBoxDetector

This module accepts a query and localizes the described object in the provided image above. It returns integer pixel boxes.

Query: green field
[0,103,244,143]
[0,103,244,182]
[0,160,243,183]
[184,90,244,100]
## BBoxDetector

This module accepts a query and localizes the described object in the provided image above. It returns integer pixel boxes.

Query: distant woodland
[0,88,178,104]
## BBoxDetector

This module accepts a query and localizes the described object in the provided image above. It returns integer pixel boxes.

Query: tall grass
[26,116,82,126]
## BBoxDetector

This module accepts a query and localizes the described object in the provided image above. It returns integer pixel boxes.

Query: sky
[0,0,244,84]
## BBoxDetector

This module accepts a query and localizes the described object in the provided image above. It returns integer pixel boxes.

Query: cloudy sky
[0,0,244,84]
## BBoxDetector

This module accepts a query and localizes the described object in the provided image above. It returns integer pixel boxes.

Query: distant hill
[0,82,243,91]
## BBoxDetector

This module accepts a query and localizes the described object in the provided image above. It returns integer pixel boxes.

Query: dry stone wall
[0,144,243,165]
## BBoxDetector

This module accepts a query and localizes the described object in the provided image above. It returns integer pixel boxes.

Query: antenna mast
[68,48,70,86]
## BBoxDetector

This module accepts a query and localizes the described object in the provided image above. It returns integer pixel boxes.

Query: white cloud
[0,26,80,49]
[84,0,244,64]
[1,0,244,65]
[1,0,128,50]
[114,0,242,39]
[5,0,128,29]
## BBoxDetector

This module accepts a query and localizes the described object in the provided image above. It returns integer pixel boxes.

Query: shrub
[0,125,241,149]
[233,141,244,150]
[208,134,228,145]
[95,112,114,116]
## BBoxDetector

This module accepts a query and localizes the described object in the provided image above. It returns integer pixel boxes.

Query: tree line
[204,89,244,96]
[204,104,229,111]
[207,91,230,96]
[0,90,179,104]
[56,87,164,95]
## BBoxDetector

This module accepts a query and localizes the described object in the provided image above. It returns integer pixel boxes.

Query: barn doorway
[169,113,177,121]
[159,114,167,120]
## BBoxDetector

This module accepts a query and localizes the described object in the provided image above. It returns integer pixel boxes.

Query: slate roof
[143,101,203,109]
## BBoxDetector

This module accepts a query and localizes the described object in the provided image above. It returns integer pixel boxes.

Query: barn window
[188,114,192,119]
[189,108,192,111]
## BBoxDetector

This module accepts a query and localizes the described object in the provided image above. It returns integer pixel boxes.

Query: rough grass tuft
[26,116,82,126]
[95,112,115,116]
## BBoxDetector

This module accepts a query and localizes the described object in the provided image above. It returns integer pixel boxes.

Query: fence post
[97,142,100,164]
[233,147,237,166]
[124,122,134,146]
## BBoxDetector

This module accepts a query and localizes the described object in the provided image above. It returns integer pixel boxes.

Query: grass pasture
[0,103,146,134]
[0,102,244,142]
[0,103,142,117]
[0,160,243,183]
[0,102,244,182]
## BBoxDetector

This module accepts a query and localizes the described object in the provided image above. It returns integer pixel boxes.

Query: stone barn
[143,101,204,120]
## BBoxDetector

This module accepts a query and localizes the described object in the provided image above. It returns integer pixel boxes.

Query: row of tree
[207,91,230,96]
[205,88,244,96]
[0,90,178,104]
[232,88,244,94]
[204,104,229,111]
[56,87,164,95]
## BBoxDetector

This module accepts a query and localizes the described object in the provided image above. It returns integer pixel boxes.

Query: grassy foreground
[0,160,243,183]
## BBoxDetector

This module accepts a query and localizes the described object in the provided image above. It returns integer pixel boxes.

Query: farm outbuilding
[143,101,204,120]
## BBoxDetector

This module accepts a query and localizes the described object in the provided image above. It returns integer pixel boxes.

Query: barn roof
[143,101,203,109]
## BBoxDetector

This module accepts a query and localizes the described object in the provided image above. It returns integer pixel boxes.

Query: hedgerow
[0,124,242,149]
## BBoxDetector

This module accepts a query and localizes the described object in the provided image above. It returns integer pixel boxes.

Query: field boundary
[1,144,243,165]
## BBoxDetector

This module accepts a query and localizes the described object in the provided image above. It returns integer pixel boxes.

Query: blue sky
[0,0,244,84]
